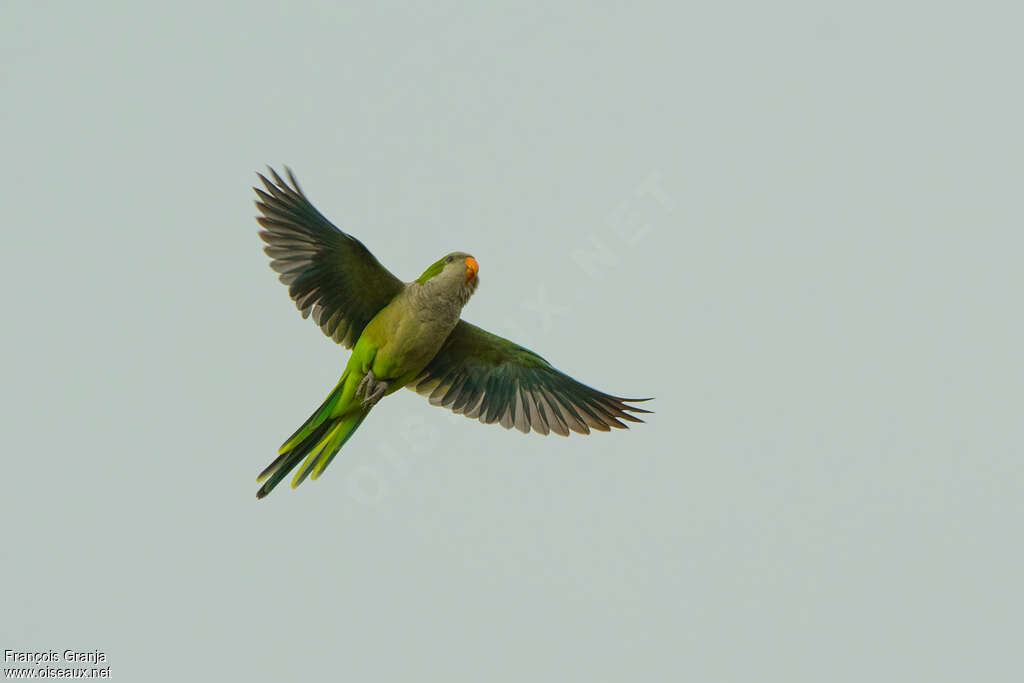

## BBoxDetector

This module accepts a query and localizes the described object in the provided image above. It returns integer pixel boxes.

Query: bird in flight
[253,168,651,498]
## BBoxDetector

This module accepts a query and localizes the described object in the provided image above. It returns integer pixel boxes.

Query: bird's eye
[445,256,453,264]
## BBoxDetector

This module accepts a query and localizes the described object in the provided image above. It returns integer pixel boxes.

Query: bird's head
[416,252,479,305]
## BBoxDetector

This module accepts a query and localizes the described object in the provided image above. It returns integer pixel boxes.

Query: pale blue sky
[2,2,1022,681]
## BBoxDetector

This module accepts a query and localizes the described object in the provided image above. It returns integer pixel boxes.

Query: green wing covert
[255,168,405,347]
[411,321,651,436]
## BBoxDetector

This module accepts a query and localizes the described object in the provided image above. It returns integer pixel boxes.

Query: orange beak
[464,256,478,282]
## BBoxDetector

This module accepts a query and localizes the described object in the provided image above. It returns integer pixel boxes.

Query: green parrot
[254,168,651,498]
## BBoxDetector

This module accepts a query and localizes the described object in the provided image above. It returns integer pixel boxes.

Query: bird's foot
[356,370,373,399]
[356,370,389,409]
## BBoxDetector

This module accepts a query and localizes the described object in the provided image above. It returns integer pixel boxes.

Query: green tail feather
[291,410,369,487]
[255,419,334,498]
[277,380,346,455]
[257,379,370,499]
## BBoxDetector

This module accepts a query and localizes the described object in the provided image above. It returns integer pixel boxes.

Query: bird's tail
[256,377,369,499]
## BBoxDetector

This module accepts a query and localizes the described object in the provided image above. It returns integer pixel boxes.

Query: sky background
[2,2,1022,681]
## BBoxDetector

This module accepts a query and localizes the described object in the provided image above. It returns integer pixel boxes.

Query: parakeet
[254,168,651,498]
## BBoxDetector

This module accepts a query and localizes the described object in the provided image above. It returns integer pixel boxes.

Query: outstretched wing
[410,321,652,435]
[254,167,406,347]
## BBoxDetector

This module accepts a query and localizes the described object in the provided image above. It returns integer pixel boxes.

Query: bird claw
[356,371,372,398]
[356,370,388,409]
